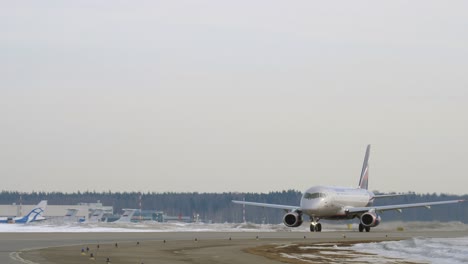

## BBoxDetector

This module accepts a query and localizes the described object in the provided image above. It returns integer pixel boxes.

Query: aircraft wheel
[315,223,322,232]
[365,226,371,232]
[359,223,364,232]
[310,224,315,232]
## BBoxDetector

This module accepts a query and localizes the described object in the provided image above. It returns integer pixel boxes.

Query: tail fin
[88,209,104,222]
[20,200,47,223]
[358,145,371,189]
[64,208,78,222]
[115,209,137,223]
[65,209,78,217]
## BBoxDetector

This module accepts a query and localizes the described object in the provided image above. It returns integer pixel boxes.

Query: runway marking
[9,251,39,264]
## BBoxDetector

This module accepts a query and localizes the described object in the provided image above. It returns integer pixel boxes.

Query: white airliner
[0,200,47,224]
[233,145,465,232]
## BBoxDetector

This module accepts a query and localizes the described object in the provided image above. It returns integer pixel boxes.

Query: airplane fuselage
[300,186,374,220]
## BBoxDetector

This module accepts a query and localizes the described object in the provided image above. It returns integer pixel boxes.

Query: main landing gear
[358,223,370,232]
[310,223,322,232]
[310,217,322,232]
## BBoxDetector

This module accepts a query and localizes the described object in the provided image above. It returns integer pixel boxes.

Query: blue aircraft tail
[15,200,47,224]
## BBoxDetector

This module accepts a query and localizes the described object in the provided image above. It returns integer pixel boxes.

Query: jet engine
[360,212,381,227]
[283,211,303,227]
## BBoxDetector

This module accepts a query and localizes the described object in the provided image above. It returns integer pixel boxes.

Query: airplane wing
[232,200,299,211]
[346,199,465,214]
[373,194,407,198]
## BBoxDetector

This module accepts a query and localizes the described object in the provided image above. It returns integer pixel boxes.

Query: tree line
[0,190,466,223]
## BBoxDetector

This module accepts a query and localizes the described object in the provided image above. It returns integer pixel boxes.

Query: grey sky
[1,1,467,194]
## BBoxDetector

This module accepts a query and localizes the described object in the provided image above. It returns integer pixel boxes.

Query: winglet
[358,145,371,190]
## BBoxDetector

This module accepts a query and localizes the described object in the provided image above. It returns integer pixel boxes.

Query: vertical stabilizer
[88,209,104,222]
[64,209,78,222]
[65,209,78,217]
[21,200,47,223]
[115,209,137,223]
[358,145,371,190]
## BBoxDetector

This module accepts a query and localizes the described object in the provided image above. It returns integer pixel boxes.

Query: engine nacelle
[283,212,303,227]
[360,212,381,227]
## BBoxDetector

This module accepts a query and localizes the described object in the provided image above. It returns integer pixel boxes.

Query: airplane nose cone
[301,198,321,210]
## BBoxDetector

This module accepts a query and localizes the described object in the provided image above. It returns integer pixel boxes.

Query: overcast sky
[1,1,467,194]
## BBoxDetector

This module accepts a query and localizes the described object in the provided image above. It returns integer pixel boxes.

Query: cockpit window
[304,192,326,199]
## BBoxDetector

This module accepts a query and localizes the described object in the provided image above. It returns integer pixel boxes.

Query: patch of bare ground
[246,241,424,264]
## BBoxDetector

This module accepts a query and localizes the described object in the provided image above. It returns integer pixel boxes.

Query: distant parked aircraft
[86,209,104,223]
[64,208,85,223]
[0,200,47,224]
[114,209,137,223]
[233,145,465,232]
